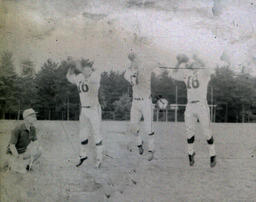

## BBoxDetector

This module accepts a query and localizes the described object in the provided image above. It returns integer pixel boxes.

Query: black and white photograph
[0,0,256,201]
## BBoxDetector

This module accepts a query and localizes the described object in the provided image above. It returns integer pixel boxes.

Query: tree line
[1,51,256,122]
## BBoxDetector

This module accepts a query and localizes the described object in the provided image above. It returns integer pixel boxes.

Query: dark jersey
[7,123,37,154]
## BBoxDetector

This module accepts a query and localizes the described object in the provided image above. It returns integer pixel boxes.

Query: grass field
[0,120,256,202]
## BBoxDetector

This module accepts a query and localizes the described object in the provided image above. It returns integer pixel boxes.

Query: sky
[0,0,255,74]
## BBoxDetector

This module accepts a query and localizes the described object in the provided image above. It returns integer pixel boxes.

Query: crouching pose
[6,108,42,173]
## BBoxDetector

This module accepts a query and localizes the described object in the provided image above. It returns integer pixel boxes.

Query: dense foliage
[1,52,256,122]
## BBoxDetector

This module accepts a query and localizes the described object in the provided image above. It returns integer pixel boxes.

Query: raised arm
[124,68,133,82]
[166,53,190,81]
[204,68,214,77]
[168,68,185,81]
[90,69,101,86]
[66,67,76,84]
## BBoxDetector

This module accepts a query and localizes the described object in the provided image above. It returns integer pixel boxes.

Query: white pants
[130,97,155,152]
[22,141,42,162]
[79,105,103,162]
[185,101,216,157]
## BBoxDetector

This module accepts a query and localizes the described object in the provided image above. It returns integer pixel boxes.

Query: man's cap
[23,108,37,119]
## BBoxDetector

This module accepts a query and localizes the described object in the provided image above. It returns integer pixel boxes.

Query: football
[157,98,169,110]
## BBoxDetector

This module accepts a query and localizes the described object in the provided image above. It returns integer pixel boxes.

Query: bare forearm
[124,69,133,82]
[66,68,76,84]
[167,69,184,81]
[9,144,19,157]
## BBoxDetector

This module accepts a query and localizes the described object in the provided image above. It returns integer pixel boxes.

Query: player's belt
[190,100,200,104]
[133,98,144,101]
[81,106,91,108]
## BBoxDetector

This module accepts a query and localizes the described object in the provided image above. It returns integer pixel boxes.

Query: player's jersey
[124,66,152,98]
[171,69,212,102]
[72,73,100,107]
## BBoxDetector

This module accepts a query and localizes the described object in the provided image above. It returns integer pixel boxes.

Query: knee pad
[187,136,195,144]
[148,132,155,136]
[96,140,103,146]
[81,139,88,145]
[207,136,214,145]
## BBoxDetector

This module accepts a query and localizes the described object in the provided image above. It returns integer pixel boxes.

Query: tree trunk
[67,97,69,121]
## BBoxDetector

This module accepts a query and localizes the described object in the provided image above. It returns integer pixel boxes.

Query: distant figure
[66,59,103,168]
[169,54,216,167]
[6,108,42,173]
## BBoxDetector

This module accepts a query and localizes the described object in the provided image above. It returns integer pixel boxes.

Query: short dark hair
[128,52,136,61]
[81,59,94,68]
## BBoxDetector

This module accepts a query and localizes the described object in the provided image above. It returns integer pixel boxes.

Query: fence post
[17,100,21,120]
[211,87,214,122]
[67,97,70,121]
[214,105,216,122]
[242,104,245,123]
[113,111,115,120]
[48,109,51,120]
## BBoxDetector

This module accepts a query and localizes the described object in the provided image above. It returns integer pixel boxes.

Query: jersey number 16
[78,81,89,93]
[187,76,200,89]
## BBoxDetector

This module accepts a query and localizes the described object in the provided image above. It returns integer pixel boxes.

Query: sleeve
[124,69,131,82]
[169,69,185,81]
[124,69,138,84]
[152,67,165,77]
[9,126,19,145]
[202,68,214,78]
[66,70,77,84]
[90,71,101,84]
[30,126,38,141]
[209,68,215,75]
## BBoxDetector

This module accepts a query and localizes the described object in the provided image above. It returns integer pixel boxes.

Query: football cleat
[137,144,144,155]
[147,151,154,161]
[95,160,102,169]
[76,156,88,167]
[188,152,196,166]
[210,155,216,168]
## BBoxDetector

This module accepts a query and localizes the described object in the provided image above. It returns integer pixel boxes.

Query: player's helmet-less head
[128,52,136,61]
[81,59,94,69]
[175,53,190,69]
[73,59,94,76]
[128,52,140,71]
[80,59,94,71]
[176,54,189,64]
